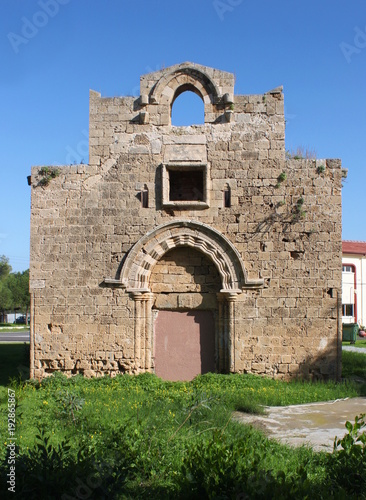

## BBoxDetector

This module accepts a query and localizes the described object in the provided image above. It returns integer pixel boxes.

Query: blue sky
[1,0,365,272]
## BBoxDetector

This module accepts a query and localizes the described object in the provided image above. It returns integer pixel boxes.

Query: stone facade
[29,62,343,381]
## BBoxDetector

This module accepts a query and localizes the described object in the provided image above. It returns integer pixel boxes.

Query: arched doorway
[150,247,221,381]
[116,220,264,378]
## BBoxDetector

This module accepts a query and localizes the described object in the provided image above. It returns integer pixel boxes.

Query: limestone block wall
[29,62,343,381]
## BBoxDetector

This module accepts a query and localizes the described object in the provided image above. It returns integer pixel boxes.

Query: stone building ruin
[29,62,343,381]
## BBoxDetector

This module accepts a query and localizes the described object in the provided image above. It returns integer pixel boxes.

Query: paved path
[234,397,366,452]
[342,345,366,353]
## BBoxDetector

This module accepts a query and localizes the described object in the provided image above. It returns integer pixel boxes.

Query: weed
[286,146,317,160]
[275,171,287,188]
[292,197,306,220]
[317,164,325,174]
[55,389,85,426]
[38,166,60,187]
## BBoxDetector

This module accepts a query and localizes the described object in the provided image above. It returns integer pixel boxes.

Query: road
[0,331,30,342]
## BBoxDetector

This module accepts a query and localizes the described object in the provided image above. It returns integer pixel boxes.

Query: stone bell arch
[138,61,235,125]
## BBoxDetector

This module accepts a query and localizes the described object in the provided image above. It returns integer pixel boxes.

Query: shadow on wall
[284,340,341,382]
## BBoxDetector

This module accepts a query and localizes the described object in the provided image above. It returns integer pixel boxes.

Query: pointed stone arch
[138,63,235,126]
[119,220,262,293]
[149,64,221,106]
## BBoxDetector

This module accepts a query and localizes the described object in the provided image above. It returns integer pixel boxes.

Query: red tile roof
[342,241,366,255]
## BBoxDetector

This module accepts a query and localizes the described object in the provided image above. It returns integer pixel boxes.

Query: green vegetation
[342,350,366,381]
[293,197,306,219]
[38,166,60,186]
[0,325,29,332]
[343,338,366,348]
[275,171,287,188]
[0,348,365,498]
[0,256,29,324]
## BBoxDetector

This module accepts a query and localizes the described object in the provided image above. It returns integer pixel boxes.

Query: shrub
[327,414,366,497]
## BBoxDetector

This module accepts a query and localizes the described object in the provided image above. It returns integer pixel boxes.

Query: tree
[0,258,30,323]
[0,281,12,322]
[0,256,12,322]
[6,270,30,321]
[0,255,11,281]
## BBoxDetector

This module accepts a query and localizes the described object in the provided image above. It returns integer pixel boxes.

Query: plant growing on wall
[275,172,287,188]
[293,197,306,219]
[38,167,60,187]
[286,147,316,160]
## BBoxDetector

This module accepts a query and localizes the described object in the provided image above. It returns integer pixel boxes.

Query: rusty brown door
[154,310,215,381]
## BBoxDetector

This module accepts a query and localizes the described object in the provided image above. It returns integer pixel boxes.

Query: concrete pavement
[234,397,366,452]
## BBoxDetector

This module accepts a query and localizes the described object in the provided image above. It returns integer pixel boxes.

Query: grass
[342,338,366,348]
[342,350,366,381]
[0,346,365,498]
[0,324,29,331]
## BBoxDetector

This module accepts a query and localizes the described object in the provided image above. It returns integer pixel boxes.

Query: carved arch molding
[105,220,264,374]
[149,65,221,106]
[138,63,235,125]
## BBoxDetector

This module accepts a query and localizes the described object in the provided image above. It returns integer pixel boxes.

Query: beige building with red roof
[342,241,366,327]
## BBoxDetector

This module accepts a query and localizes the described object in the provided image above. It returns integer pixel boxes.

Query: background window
[342,304,354,316]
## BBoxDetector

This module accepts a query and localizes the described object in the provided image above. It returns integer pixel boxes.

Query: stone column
[217,293,226,372]
[226,294,237,373]
[143,293,154,372]
[133,293,143,369]
[132,291,153,372]
[217,291,238,373]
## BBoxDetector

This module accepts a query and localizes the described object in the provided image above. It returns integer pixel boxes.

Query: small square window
[169,170,204,201]
[162,163,209,208]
